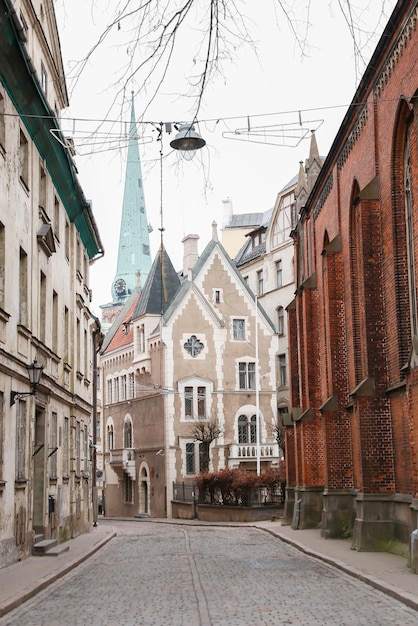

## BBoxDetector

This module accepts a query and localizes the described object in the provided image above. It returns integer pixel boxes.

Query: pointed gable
[133,246,181,318]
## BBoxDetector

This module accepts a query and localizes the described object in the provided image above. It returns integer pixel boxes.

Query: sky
[53,0,395,316]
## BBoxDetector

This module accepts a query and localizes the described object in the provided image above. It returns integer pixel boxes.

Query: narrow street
[0,520,416,626]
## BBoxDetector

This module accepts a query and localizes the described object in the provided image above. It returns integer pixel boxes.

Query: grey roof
[235,242,266,267]
[224,212,264,229]
[133,245,181,318]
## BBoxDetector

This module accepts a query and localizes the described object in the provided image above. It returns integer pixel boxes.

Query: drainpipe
[92,316,104,526]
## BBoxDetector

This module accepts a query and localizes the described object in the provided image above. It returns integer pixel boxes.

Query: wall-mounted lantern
[10,359,44,406]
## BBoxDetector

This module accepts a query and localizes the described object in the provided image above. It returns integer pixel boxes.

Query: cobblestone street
[1,521,416,626]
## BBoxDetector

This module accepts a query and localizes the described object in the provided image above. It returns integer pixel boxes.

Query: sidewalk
[0,525,116,618]
[0,518,416,618]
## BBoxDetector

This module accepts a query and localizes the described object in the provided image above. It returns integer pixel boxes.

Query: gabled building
[101,226,280,518]
[233,134,323,429]
[0,0,104,566]
[286,0,418,567]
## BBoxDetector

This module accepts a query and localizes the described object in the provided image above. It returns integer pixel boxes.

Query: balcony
[228,443,280,463]
[109,448,136,480]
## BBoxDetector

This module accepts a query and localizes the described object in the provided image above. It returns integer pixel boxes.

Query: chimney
[221,197,233,228]
[182,234,199,280]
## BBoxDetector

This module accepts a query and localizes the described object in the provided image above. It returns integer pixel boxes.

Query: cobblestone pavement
[1,521,416,626]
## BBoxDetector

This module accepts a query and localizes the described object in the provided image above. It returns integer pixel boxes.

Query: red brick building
[285,0,418,568]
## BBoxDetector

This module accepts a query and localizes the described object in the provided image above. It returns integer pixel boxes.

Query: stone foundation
[292,486,323,530]
[352,493,412,555]
[321,489,356,539]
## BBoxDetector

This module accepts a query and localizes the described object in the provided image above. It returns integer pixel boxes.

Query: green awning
[0,0,104,259]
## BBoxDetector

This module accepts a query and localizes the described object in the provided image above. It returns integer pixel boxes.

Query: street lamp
[10,359,44,406]
[170,123,206,160]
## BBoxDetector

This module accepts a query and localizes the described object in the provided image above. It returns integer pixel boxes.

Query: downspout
[92,316,104,526]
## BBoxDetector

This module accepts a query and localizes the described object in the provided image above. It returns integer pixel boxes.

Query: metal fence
[172,482,197,503]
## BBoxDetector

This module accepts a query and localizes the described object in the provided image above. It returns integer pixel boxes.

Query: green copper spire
[111,94,152,302]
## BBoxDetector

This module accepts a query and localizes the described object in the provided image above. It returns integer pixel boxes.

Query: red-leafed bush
[195,465,285,506]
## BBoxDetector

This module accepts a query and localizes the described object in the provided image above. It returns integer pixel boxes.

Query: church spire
[111,93,152,302]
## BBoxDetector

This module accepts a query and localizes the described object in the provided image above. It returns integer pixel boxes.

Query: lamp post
[10,359,44,406]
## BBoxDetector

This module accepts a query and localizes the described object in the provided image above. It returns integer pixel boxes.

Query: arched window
[404,132,417,336]
[238,414,257,444]
[277,306,285,335]
[124,418,133,448]
[107,424,114,451]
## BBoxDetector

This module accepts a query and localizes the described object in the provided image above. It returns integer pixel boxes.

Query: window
[129,372,135,398]
[114,377,119,403]
[0,392,3,474]
[107,379,112,404]
[64,306,69,363]
[124,418,133,448]
[84,424,88,471]
[278,354,287,387]
[39,271,46,343]
[0,93,5,150]
[107,424,114,451]
[257,270,264,296]
[123,474,133,502]
[39,162,46,209]
[184,386,206,419]
[52,291,58,354]
[0,223,4,308]
[41,62,47,96]
[19,130,29,188]
[63,416,69,476]
[121,375,127,400]
[233,318,245,340]
[185,441,204,475]
[16,402,26,479]
[75,421,80,475]
[19,247,28,327]
[65,219,70,260]
[276,260,283,288]
[277,307,284,336]
[239,362,256,389]
[238,414,257,444]
[50,412,58,477]
[405,132,417,336]
[54,196,60,240]
[215,290,221,303]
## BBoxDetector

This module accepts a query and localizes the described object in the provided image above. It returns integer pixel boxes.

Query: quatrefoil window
[184,335,204,357]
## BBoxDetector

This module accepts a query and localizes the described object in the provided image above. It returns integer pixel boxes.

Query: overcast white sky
[53,1,395,315]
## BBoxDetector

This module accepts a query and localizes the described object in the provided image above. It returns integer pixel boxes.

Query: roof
[224,212,264,229]
[132,245,181,318]
[101,289,141,353]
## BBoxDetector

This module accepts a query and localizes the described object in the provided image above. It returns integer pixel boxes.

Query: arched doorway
[139,465,150,515]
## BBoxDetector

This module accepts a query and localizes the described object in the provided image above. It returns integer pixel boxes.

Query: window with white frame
[278,354,287,387]
[277,307,285,335]
[184,386,206,419]
[107,423,114,451]
[107,379,112,404]
[185,441,204,475]
[239,361,256,390]
[238,414,257,444]
[257,270,264,296]
[129,372,135,398]
[276,259,283,287]
[233,318,245,340]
